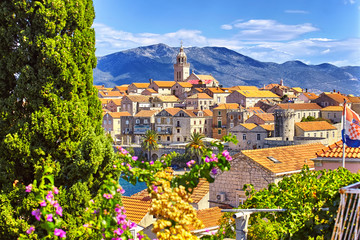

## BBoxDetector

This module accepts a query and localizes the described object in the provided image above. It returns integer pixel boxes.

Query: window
[321,132,323,137]
[167,136,170,141]
[238,115,241,120]
[177,129,180,133]
[230,115,234,120]
[125,120,129,125]
[333,131,335,137]
[217,97,221,103]
[177,137,180,142]
[167,118,170,123]
[327,132,329,138]
[243,134,246,140]
[328,113,330,118]
[158,136,161,141]
[230,123,234,128]
[144,119,148,124]
[135,119,140,124]
[157,118,161,123]
[257,134,261,141]
[218,129,221,135]
[314,133,317,137]
[157,127,161,132]
[199,128,202,133]
[298,113,300,118]
[200,101,202,104]
[218,111,221,116]
[108,120,111,124]
[199,120,202,124]
[194,120,196,125]
[334,113,336,118]
[218,121,222,128]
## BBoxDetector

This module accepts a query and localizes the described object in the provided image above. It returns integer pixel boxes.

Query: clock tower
[173,43,190,82]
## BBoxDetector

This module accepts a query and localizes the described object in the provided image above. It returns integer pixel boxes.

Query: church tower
[174,43,190,82]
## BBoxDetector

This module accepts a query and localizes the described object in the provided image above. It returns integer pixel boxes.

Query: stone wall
[209,153,276,208]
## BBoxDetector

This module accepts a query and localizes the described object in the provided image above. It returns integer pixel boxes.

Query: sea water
[119,177,147,196]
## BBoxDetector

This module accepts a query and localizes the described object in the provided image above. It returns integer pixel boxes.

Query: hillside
[94,43,360,95]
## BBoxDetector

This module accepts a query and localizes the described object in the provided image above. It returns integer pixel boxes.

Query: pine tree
[0,1,114,237]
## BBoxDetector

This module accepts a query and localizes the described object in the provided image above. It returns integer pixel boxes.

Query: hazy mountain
[94,43,360,95]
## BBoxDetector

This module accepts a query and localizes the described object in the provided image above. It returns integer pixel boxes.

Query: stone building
[313,92,350,108]
[148,80,176,95]
[209,143,325,208]
[185,93,213,110]
[298,92,318,103]
[173,44,190,82]
[204,87,231,105]
[105,99,122,112]
[245,113,274,125]
[229,123,269,150]
[226,90,279,108]
[269,103,322,122]
[295,121,338,145]
[102,111,131,144]
[154,108,181,145]
[121,95,151,116]
[150,95,180,110]
[171,82,193,99]
[127,83,150,95]
[133,110,159,145]
[320,106,343,123]
[212,103,241,139]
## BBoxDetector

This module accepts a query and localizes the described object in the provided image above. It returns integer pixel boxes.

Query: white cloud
[285,10,309,14]
[221,24,233,30]
[93,22,360,66]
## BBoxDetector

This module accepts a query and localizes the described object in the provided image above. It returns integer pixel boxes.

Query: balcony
[158,129,172,135]
[133,125,151,134]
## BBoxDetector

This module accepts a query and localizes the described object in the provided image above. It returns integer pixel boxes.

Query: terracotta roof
[164,108,182,116]
[321,106,343,112]
[153,81,176,88]
[315,140,360,159]
[189,207,223,231]
[177,82,193,88]
[302,92,318,100]
[347,96,360,103]
[121,196,151,224]
[143,88,157,93]
[236,90,279,98]
[324,92,350,103]
[155,95,179,102]
[125,95,150,102]
[190,179,209,203]
[94,85,105,90]
[292,87,303,93]
[254,113,274,122]
[194,88,204,93]
[239,143,325,175]
[108,99,122,105]
[214,103,239,110]
[295,121,337,131]
[277,103,321,110]
[99,98,111,104]
[203,109,213,117]
[132,83,150,88]
[98,91,123,97]
[188,93,212,99]
[246,107,265,114]
[262,83,280,90]
[206,87,225,93]
[260,124,274,131]
[113,85,129,91]
[182,109,197,117]
[240,123,258,130]
[230,86,259,91]
[107,111,131,118]
[135,110,158,117]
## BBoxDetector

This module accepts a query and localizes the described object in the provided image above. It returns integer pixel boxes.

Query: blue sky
[93,0,360,66]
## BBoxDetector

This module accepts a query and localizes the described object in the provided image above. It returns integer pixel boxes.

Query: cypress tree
[0,0,114,237]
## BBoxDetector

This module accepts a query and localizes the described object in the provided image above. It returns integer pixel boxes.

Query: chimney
[280,79,283,86]
[149,78,153,84]
[305,88,308,92]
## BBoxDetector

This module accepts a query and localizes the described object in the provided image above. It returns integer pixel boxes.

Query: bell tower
[174,42,190,82]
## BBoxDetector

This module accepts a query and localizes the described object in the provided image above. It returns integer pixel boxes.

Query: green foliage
[301,116,331,123]
[141,130,159,160]
[186,132,206,164]
[221,167,360,239]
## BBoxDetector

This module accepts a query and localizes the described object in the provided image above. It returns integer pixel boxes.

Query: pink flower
[204,156,210,163]
[25,184,32,193]
[46,214,53,222]
[129,222,137,229]
[117,187,125,194]
[113,164,117,168]
[211,167,218,175]
[39,200,46,207]
[54,228,66,238]
[53,187,59,195]
[31,209,41,221]
[114,228,124,235]
[152,185,158,193]
[46,191,54,202]
[56,206,63,216]
[149,161,154,165]
[83,223,90,228]
[26,226,35,234]
[132,156,138,161]
[103,193,113,199]
[186,160,196,167]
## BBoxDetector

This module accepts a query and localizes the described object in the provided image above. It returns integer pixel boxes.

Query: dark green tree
[186,132,206,164]
[0,0,115,238]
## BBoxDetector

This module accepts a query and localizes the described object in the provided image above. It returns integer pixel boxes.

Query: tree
[186,132,206,164]
[141,130,159,161]
[0,1,115,238]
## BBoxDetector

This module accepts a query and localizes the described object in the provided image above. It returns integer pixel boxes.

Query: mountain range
[94,43,360,95]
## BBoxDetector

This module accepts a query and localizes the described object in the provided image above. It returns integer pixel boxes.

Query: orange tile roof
[302,92,318,100]
[295,121,337,131]
[315,140,360,159]
[236,90,279,98]
[292,87,303,93]
[135,110,158,117]
[99,98,111,104]
[164,108,182,116]
[260,124,274,131]
[321,106,343,112]
[239,143,325,175]
[214,103,239,110]
[143,88,157,93]
[348,96,360,103]
[108,99,122,105]
[240,123,258,130]
[202,109,213,117]
[125,95,150,102]
[177,82,193,88]
[230,86,259,91]
[254,113,274,122]
[324,92,350,103]
[121,196,151,224]
[190,179,209,203]
[108,111,131,118]
[207,87,225,93]
[262,83,280,90]
[194,88,204,93]
[99,91,123,97]
[113,85,129,91]
[277,103,321,110]
[182,109,197,117]
[132,83,150,88]
[188,93,212,99]
[189,207,223,231]
[154,81,176,88]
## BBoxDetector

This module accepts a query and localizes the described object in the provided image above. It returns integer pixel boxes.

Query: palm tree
[186,132,206,164]
[141,130,159,161]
